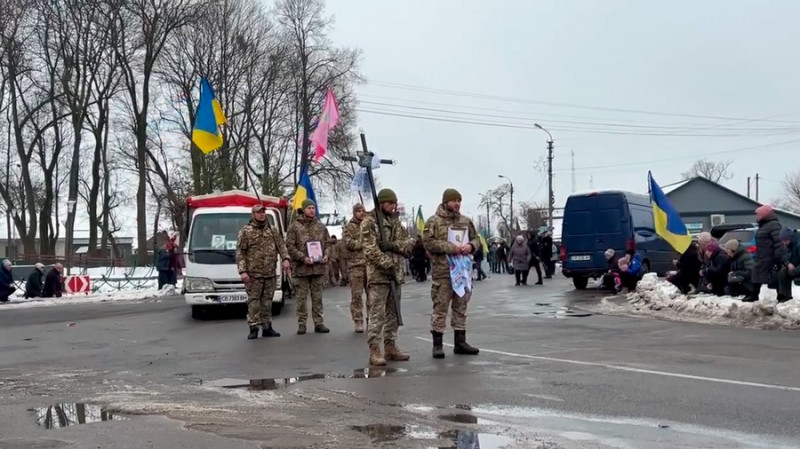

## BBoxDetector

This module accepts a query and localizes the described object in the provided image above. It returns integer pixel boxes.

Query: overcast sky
[326,0,800,223]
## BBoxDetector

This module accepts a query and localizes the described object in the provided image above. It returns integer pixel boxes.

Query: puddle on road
[31,403,127,429]
[532,306,593,319]
[352,424,514,448]
[206,367,407,390]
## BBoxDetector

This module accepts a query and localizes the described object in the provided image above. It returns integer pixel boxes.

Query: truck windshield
[189,213,276,252]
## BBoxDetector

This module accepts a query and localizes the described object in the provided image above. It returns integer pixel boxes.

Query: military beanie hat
[301,199,316,209]
[377,188,398,203]
[442,188,462,203]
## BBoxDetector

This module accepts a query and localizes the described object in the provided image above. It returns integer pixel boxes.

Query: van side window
[629,205,655,231]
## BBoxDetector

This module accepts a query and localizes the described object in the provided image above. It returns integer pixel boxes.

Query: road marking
[414,337,800,393]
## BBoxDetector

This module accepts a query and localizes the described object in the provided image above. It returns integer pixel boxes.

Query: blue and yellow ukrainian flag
[192,77,227,154]
[292,167,317,215]
[648,171,691,253]
[415,206,425,235]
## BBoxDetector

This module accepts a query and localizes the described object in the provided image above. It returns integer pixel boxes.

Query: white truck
[182,190,290,319]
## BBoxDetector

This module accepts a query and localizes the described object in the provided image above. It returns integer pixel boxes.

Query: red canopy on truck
[186,190,288,209]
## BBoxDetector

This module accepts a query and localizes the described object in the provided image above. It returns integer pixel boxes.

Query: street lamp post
[497,175,513,238]
[534,123,555,228]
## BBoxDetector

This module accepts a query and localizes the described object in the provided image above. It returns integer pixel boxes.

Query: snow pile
[0,284,180,310]
[599,273,800,330]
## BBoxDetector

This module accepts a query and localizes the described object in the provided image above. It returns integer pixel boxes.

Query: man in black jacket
[24,263,44,298]
[752,205,788,301]
[723,240,755,299]
[526,230,543,285]
[778,227,800,301]
[42,263,64,298]
[699,241,730,296]
[668,241,702,294]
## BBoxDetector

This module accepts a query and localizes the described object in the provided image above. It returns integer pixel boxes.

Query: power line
[556,139,800,175]
[356,107,800,138]
[366,80,800,124]
[359,100,800,134]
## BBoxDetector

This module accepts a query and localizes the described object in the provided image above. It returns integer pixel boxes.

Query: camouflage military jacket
[361,210,413,284]
[328,240,340,262]
[235,219,289,278]
[286,214,330,277]
[343,217,365,268]
[423,204,481,280]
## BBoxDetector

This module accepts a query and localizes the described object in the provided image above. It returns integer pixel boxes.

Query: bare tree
[115,0,204,264]
[276,0,361,191]
[681,158,734,183]
[780,171,800,213]
[479,185,513,240]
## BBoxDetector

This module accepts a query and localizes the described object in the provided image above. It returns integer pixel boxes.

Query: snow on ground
[0,285,180,310]
[597,273,800,330]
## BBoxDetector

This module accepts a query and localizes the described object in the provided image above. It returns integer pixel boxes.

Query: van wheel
[271,301,283,316]
[191,305,205,320]
[572,277,589,290]
[642,261,651,275]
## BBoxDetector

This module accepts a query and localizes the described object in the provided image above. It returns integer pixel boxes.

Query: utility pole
[755,173,760,201]
[485,199,490,236]
[747,176,751,198]
[571,150,576,193]
[535,123,555,228]
[590,175,594,190]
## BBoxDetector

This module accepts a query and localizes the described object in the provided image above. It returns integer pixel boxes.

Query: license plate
[570,255,591,261]
[218,294,246,303]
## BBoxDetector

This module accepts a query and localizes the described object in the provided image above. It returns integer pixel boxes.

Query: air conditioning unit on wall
[710,214,726,226]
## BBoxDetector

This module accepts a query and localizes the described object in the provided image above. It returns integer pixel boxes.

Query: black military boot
[247,326,259,340]
[431,330,445,359]
[262,324,280,337]
[453,330,479,355]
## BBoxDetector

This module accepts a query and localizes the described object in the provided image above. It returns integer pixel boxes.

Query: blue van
[561,190,677,289]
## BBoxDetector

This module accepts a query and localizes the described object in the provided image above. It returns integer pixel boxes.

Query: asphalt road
[1,273,799,448]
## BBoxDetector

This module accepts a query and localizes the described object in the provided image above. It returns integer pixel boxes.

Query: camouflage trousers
[367,282,401,347]
[430,278,470,332]
[349,266,370,325]
[327,261,341,285]
[294,275,324,325]
[246,277,277,327]
[340,259,349,283]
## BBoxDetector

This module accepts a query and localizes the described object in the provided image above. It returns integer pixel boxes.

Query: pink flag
[310,88,340,162]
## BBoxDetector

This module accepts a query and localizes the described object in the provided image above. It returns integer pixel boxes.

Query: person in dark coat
[668,241,702,294]
[410,236,428,281]
[699,241,730,296]
[601,248,620,290]
[617,250,644,292]
[42,263,64,298]
[24,263,44,298]
[473,242,487,281]
[751,205,788,301]
[777,227,800,301]
[508,235,531,286]
[539,231,554,278]
[0,259,15,302]
[526,230,543,285]
[723,240,755,299]
[496,241,510,274]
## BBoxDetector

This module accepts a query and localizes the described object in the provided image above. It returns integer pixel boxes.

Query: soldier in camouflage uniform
[286,199,331,334]
[423,188,481,358]
[361,189,413,366]
[326,236,341,286]
[343,203,368,332]
[236,204,292,340]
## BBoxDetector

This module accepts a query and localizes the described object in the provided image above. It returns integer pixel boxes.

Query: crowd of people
[483,229,558,286]
[609,205,799,302]
[236,188,482,366]
[0,259,64,302]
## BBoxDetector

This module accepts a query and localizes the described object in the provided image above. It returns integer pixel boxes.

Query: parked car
[713,224,757,254]
[561,190,675,289]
